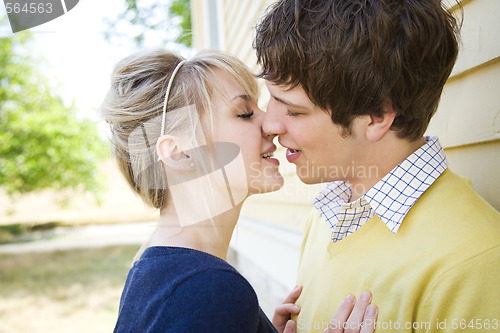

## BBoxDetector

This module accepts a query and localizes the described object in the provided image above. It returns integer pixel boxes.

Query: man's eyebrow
[273,96,307,109]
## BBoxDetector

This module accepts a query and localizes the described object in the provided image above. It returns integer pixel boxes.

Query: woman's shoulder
[125,246,259,305]
[144,246,257,299]
[176,261,256,299]
[161,265,273,332]
[138,246,241,276]
[115,246,275,332]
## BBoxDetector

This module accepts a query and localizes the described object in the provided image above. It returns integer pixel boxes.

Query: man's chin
[295,163,332,185]
[297,175,326,185]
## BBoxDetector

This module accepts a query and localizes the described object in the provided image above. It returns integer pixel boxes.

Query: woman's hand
[272,285,303,333]
[272,288,378,333]
[323,291,378,333]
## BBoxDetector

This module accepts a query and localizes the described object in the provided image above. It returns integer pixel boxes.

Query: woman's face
[206,69,284,196]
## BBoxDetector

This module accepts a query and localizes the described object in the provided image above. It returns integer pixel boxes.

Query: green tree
[0,32,106,199]
[105,0,192,47]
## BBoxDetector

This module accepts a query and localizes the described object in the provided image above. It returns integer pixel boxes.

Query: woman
[100,49,377,332]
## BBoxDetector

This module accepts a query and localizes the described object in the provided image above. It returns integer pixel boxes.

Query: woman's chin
[248,175,284,195]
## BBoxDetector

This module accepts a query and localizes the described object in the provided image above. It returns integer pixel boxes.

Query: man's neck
[348,136,427,202]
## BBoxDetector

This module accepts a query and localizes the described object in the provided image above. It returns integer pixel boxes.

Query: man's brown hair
[254,0,460,140]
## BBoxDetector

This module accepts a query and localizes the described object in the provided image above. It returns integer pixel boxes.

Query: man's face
[263,81,366,185]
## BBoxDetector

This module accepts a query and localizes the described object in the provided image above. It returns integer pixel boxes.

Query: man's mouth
[285,148,302,163]
[286,149,302,154]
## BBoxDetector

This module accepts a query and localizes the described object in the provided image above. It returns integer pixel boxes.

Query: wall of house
[426,0,500,210]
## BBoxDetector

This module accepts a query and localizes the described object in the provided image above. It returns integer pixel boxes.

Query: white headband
[160,60,186,137]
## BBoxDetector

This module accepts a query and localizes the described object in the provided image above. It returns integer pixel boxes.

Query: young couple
[102,0,500,332]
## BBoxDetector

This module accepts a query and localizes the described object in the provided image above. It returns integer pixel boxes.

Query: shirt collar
[365,136,447,233]
[313,136,448,235]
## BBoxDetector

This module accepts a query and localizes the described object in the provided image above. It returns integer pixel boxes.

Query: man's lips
[286,148,302,163]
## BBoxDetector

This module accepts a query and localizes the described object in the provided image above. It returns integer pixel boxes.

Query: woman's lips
[261,148,279,166]
[263,156,280,165]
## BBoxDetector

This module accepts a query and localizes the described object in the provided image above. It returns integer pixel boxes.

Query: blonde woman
[101,50,377,333]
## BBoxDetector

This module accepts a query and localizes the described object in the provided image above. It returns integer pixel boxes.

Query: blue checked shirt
[313,136,448,242]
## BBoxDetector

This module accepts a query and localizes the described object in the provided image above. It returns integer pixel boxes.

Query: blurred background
[1,0,499,332]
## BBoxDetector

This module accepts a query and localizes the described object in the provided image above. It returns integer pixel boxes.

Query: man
[254,0,500,332]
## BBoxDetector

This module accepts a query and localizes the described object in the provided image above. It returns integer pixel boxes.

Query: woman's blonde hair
[100,49,259,211]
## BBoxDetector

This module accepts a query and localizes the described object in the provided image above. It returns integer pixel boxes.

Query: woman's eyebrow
[229,94,251,103]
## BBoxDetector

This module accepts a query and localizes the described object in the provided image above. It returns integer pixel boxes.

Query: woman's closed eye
[237,110,254,119]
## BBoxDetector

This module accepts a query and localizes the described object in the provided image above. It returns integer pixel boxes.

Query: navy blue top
[114,246,277,333]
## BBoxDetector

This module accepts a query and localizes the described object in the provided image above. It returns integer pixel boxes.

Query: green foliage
[0,32,106,197]
[104,0,192,48]
[0,222,65,243]
[169,0,192,47]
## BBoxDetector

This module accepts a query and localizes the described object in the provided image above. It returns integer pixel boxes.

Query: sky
[1,0,192,123]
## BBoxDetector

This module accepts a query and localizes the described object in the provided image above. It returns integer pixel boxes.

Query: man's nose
[262,100,286,136]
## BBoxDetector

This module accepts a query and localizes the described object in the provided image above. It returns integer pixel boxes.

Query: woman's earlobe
[157,135,174,162]
[156,135,191,165]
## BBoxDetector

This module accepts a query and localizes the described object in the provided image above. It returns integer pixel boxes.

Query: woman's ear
[366,102,396,142]
[157,135,192,168]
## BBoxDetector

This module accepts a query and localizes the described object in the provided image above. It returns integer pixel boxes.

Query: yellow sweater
[295,169,500,332]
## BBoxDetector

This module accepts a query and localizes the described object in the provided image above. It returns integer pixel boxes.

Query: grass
[0,245,140,333]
